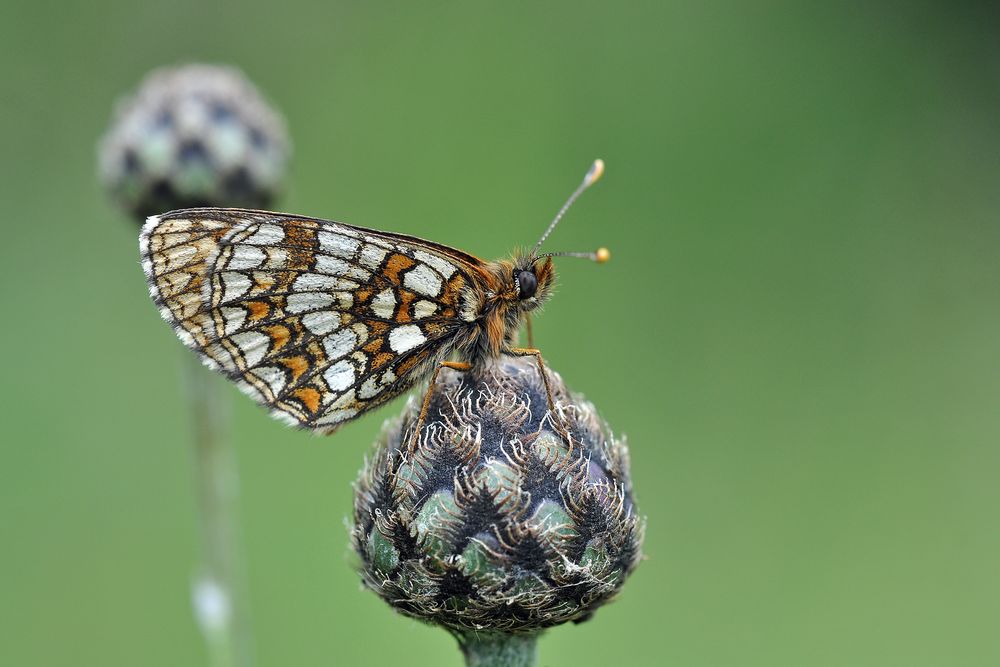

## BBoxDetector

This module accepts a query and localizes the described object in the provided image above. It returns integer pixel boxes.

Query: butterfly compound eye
[516,270,537,300]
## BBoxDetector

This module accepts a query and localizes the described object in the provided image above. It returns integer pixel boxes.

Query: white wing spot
[358,376,385,399]
[388,324,425,353]
[414,250,457,278]
[228,245,266,270]
[302,311,341,335]
[412,300,437,319]
[315,255,349,277]
[324,360,354,391]
[371,288,396,319]
[359,244,388,271]
[220,272,251,303]
[312,255,371,282]
[263,247,288,269]
[323,328,357,361]
[292,273,339,292]
[286,292,334,314]
[220,306,247,335]
[244,223,284,246]
[403,264,442,297]
[336,292,354,310]
[318,231,360,258]
[230,331,270,367]
[346,265,371,281]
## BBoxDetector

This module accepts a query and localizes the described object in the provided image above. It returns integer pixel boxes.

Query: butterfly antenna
[531,159,605,257]
[539,247,611,263]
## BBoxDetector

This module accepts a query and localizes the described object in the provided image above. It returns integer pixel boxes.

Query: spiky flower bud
[352,356,644,643]
[98,63,290,221]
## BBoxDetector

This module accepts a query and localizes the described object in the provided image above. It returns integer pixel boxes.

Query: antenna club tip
[584,159,605,187]
[595,247,611,264]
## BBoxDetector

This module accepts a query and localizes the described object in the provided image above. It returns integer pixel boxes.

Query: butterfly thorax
[455,254,555,363]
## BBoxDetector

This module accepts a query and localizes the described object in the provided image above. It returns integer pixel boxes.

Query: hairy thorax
[451,257,554,365]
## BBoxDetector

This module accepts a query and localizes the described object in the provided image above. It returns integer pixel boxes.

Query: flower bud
[352,356,644,635]
[98,64,291,221]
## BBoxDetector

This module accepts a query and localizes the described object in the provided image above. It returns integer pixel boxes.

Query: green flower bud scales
[352,356,644,636]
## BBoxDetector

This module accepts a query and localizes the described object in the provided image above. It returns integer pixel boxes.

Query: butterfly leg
[524,314,535,349]
[508,347,558,415]
[508,347,575,441]
[409,360,473,450]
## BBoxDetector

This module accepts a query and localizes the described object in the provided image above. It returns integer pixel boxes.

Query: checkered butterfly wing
[141,208,484,432]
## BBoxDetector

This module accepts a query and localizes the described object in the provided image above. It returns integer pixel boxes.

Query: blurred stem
[182,353,253,667]
[456,632,539,667]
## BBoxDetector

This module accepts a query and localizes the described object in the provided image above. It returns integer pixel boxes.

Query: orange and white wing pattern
[141,208,483,432]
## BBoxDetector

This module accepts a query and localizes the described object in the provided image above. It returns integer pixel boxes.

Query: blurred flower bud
[98,63,291,221]
[352,356,644,637]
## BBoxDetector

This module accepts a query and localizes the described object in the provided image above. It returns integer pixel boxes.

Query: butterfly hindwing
[141,213,238,352]
[142,208,483,432]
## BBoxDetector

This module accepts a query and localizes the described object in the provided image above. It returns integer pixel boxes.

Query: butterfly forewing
[142,208,485,432]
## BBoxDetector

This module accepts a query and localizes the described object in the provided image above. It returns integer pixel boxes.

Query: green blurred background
[2,1,999,665]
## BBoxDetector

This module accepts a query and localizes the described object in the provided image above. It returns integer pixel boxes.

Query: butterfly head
[510,254,555,312]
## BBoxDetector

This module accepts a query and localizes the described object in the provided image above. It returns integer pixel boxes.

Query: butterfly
[140,159,608,433]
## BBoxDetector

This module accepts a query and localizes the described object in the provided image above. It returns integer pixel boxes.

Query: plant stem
[456,632,539,667]
[182,353,253,667]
